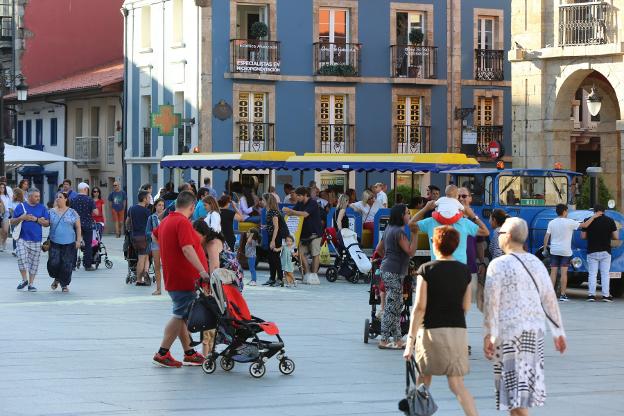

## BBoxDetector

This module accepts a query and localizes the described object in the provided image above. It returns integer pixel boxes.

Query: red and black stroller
[363,250,415,343]
[201,269,295,378]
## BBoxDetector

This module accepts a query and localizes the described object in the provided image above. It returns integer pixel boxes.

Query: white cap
[78,182,90,191]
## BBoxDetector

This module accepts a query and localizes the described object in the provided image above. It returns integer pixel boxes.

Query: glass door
[319,8,349,66]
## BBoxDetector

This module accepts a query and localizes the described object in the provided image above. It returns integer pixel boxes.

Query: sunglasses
[458,195,470,199]
[498,231,507,235]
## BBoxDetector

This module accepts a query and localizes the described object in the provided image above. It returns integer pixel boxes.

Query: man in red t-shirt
[151,191,210,368]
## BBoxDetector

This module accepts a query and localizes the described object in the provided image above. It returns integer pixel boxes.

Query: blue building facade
[124,0,511,200]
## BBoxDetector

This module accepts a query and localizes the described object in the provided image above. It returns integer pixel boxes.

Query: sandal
[61,287,69,293]
[378,342,404,350]
[51,280,59,291]
[152,289,161,296]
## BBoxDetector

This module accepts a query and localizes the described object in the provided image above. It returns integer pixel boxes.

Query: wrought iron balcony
[474,49,504,81]
[559,1,614,46]
[319,123,354,153]
[74,137,100,165]
[142,127,151,158]
[314,42,361,77]
[237,122,275,152]
[391,45,438,79]
[230,39,281,74]
[394,125,431,153]
[476,126,504,157]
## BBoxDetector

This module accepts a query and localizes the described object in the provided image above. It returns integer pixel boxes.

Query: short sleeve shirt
[108,191,127,212]
[13,202,49,242]
[546,217,580,257]
[49,208,79,244]
[153,211,208,292]
[294,199,322,239]
[72,194,96,230]
[128,204,151,237]
[417,217,479,264]
[584,215,617,254]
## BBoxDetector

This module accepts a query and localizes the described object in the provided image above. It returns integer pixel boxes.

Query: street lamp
[587,87,602,117]
[0,75,29,178]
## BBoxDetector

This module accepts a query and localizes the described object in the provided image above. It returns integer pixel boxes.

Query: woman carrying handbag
[47,192,82,292]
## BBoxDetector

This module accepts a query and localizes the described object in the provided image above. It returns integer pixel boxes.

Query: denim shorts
[150,241,160,252]
[550,254,570,268]
[169,290,196,319]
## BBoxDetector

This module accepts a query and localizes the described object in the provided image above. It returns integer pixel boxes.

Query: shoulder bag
[510,253,561,329]
[398,358,438,416]
[11,203,25,241]
[186,291,221,333]
[42,208,70,252]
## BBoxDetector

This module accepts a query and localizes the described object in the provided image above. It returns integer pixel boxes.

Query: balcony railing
[559,1,614,46]
[319,123,354,153]
[314,42,361,77]
[391,45,438,79]
[237,122,275,152]
[142,127,151,157]
[475,49,504,81]
[230,39,281,74]
[476,126,504,157]
[75,137,100,164]
[395,125,431,153]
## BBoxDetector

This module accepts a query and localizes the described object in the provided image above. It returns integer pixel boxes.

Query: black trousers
[267,240,283,282]
[82,228,93,268]
[47,242,77,287]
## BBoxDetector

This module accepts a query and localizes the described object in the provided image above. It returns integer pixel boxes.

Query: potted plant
[408,29,424,78]
[250,21,268,40]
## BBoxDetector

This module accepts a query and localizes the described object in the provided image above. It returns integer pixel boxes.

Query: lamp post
[0,75,29,178]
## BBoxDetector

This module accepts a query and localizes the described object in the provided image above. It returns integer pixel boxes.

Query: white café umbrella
[4,144,74,169]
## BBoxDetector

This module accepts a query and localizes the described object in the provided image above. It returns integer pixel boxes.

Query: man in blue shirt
[108,181,127,238]
[11,188,50,291]
[72,182,98,270]
[62,179,78,200]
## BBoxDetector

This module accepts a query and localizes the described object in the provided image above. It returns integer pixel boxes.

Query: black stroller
[76,224,113,270]
[363,252,416,343]
[123,231,154,284]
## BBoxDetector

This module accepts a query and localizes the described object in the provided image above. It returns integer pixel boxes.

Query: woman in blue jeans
[48,192,82,292]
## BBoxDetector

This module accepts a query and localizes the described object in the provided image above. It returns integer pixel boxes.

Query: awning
[4,144,74,169]
[283,153,479,173]
[160,151,296,170]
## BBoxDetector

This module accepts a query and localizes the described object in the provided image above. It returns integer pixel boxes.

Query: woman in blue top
[47,192,82,292]
[146,198,165,296]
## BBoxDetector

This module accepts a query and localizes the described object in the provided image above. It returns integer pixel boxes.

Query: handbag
[399,359,438,416]
[510,253,561,329]
[42,208,70,252]
[11,203,25,240]
[186,292,220,333]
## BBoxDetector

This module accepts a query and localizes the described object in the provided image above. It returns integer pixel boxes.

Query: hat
[374,182,384,188]
[77,182,90,191]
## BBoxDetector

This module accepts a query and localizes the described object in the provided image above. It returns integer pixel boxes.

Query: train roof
[441,168,582,176]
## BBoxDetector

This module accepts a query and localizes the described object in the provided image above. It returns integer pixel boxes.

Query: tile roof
[4,61,123,100]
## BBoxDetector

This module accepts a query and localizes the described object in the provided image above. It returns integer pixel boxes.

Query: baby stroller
[363,251,415,344]
[76,224,113,270]
[123,231,154,284]
[201,269,295,378]
[324,228,372,284]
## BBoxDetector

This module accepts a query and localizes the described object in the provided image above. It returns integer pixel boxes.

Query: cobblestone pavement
[1,236,623,415]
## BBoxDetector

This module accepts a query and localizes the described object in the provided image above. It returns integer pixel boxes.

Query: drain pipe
[449,0,455,152]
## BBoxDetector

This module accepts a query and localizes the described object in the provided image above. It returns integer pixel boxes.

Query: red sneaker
[153,351,183,368]
[183,351,205,366]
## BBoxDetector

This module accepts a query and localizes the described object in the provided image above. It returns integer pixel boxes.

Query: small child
[432,184,464,225]
[245,228,260,286]
[279,235,296,287]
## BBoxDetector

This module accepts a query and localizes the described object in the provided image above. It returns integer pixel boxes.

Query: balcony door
[238,92,268,152]
[476,97,498,156]
[319,8,349,66]
[477,18,495,50]
[396,96,424,153]
[236,5,268,39]
[396,12,426,45]
[320,94,347,153]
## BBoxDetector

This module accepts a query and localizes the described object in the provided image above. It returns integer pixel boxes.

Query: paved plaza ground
[1,236,624,416]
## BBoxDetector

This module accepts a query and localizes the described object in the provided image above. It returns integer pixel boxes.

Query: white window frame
[477,17,495,50]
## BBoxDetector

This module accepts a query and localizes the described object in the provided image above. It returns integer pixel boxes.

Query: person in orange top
[151,191,209,368]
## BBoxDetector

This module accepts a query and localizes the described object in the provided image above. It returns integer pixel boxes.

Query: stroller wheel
[202,358,216,374]
[350,273,360,284]
[278,358,295,375]
[125,276,130,284]
[249,362,266,378]
[325,267,338,283]
[105,260,113,269]
[364,319,370,344]
[220,357,235,372]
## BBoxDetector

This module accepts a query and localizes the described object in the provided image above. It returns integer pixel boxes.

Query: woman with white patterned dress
[484,217,567,415]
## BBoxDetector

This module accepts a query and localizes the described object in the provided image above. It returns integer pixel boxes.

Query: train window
[484,176,493,205]
[499,175,568,206]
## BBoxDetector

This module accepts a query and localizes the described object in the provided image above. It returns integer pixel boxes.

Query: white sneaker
[248,281,257,286]
[302,273,311,284]
[308,273,321,285]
